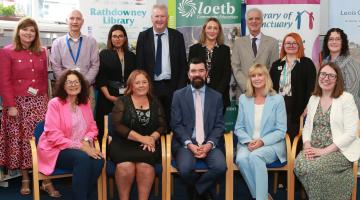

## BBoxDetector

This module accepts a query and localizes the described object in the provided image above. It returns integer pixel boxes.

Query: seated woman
[37,70,104,200]
[109,70,166,200]
[234,64,287,200]
[294,62,360,200]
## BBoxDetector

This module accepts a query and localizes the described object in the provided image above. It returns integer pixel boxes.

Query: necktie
[195,90,205,145]
[154,33,164,76]
[252,37,257,57]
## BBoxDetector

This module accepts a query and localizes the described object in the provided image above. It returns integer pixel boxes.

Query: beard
[191,77,206,89]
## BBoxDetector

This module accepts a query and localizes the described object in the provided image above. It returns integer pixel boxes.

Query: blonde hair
[13,17,42,54]
[245,63,276,97]
[199,17,224,45]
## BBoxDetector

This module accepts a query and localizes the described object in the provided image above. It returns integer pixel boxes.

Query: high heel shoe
[20,179,31,195]
[40,181,62,198]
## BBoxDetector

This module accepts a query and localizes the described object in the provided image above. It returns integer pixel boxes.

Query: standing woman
[322,28,360,115]
[188,17,231,111]
[95,24,136,141]
[0,17,50,195]
[270,32,316,141]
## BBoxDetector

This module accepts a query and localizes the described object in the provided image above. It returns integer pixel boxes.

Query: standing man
[171,58,226,200]
[232,8,279,96]
[50,9,99,109]
[136,4,187,122]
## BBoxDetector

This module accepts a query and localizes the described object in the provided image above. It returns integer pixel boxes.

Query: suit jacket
[234,94,287,163]
[37,97,98,175]
[303,92,360,162]
[231,34,279,93]
[0,45,48,107]
[188,43,231,108]
[136,27,187,91]
[270,57,316,122]
[170,85,225,153]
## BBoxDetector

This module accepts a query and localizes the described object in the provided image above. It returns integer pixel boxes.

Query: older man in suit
[171,58,226,200]
[136,4,187,122]
[232,7,279,97]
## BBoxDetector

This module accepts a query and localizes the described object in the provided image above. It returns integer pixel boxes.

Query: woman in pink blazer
[37,70,103,200]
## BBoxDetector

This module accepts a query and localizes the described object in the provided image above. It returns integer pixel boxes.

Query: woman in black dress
[110,70,166,200]
[188,17,231,111]
[95,24,136,141]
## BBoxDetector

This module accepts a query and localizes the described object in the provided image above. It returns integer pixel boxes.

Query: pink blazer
[37,97,98,175]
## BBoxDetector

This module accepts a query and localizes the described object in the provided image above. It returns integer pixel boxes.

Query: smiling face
[188,62,208,89]
[283,36,299,56]
[246,10,263,36]
[19,26,36,48]
[67,10,84,33]
[151,7,168,33]
[318,65,337,93]
[327,31,342,55]
[64,74,81,97]
[132,74,149,97]
[250,71,266,90]
[111,30,126,49]
[204,20,220,42]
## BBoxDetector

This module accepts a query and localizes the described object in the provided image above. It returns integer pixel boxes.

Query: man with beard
[170,57,226,200]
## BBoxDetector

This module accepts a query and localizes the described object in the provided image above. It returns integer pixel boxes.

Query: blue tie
[155,33,164,76]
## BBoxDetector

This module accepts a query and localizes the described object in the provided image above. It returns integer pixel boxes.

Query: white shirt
[253,104,264,139]
[250,32,262,51]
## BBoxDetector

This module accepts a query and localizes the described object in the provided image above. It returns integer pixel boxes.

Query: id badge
[27,87,38,96]
[119,87,125,95]
[73,65,81,72]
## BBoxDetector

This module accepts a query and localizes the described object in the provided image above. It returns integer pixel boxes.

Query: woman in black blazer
[270,32,316,141]
[188,17,231,111]
[95,24,136,141]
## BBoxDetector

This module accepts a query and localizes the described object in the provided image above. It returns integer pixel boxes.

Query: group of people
[0,3,359,200]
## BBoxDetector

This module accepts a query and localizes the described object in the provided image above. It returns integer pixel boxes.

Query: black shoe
[201,191,214,200]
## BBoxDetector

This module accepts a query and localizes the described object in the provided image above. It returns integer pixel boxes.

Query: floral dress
[294,104,353,200]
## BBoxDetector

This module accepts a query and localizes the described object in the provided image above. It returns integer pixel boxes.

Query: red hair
[280,32,305,59]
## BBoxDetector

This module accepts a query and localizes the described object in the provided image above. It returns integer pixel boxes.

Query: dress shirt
[50,33,100,84]
[153,28,171,80]
[250,33,262,51]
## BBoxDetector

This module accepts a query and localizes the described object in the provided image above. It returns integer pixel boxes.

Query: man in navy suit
[171,58,226,200]
[136,4,187,122]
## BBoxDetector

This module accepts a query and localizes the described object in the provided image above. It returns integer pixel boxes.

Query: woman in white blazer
[294,62,360,200]
[234,63,287,200]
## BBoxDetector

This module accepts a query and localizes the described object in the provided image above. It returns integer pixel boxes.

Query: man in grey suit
[232,8,279,96]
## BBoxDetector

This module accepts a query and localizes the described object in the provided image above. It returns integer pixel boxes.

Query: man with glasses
[50,9,99,110]
[232,8,279,97]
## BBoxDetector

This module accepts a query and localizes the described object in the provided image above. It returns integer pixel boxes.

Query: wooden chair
[101,115,166,200]
[165,132,232,200]
[224,131,294,200]
[30,121,103,200]
[291,118,358,200]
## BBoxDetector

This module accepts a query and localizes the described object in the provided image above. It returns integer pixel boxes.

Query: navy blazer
[234,94,287,163]
[136,27,187,91]
[170,85,225,153]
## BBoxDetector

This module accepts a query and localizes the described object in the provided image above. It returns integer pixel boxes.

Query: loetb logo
[178,0,235,18]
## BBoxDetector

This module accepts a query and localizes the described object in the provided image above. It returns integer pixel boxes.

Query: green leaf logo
[178,0,196,18]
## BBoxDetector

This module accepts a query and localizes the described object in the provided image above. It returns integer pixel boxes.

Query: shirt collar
[250,32,262,40]
[191,85,206,94]
[201,42,219,49]
[67,32,83,42]
[153,28,168,36]
[281,56,301,63]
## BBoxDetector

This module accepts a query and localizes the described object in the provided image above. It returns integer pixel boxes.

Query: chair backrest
[34,121,45,145]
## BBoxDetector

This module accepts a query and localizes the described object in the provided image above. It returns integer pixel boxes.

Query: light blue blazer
[234,93,287,163]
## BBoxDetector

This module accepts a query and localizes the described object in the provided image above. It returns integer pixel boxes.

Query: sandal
[20,179,31,195]
[40,181,62,198]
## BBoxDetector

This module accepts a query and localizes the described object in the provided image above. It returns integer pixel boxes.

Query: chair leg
[273,172,279,194]
[97,175,102,200]
[33,178,40,200]
[352,162,358,200]
[109,177,114,199]
[287,170,294,200]
[171,175,174,195]
[216,183,220,194]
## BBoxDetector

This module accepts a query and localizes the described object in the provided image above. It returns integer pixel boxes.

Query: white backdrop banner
[247,0,321,67]
[79,0,155,50]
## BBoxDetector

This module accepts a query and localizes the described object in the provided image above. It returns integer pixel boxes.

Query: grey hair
[246,8,263,19]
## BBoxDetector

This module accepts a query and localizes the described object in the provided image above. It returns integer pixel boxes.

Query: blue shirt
[153,28,171,80]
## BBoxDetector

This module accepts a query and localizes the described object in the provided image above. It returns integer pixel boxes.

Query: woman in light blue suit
[234,63,287,200]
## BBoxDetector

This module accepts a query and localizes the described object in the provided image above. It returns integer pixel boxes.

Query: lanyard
[66,35,83,65]
[280,62,287,87]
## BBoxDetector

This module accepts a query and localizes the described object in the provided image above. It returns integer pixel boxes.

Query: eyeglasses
[319,72,337,80]
[284,42,298,47]
[65,80,80,86]
[328,37,341,42]
[112,35,125,39]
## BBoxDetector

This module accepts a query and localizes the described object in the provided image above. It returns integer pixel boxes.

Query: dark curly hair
[53,70,89,105]
[322,28,349,58]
